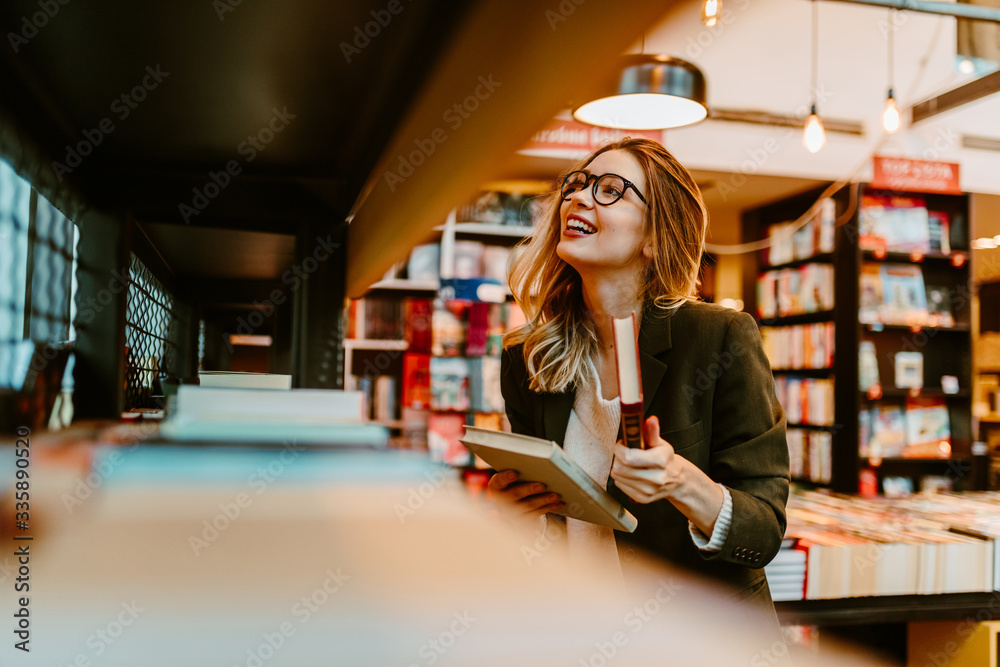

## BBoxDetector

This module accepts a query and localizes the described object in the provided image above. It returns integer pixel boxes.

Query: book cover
[904,396,951,458]
[927,211,951,254]
[429,356,471,411]
[465,301,490,356]
[428,412,471,466]
[894,351,924,389]
[859,341,880,392]
[873,405,906,458]
[880,264,928,326]
[925,285,955,328]
[401,353,431,409]
[404,298,434,354]
[431,301,467,357]
[859,264,884,324]
[459,426,638,532]
[407,243,440,282]
[612,312,644,449]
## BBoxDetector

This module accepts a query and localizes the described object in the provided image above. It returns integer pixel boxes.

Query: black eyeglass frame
[560,170,647,206]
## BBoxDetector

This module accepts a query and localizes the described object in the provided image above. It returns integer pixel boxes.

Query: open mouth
[567,218,597,235]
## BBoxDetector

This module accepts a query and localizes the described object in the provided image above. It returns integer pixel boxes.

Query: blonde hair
[504,137,707,393]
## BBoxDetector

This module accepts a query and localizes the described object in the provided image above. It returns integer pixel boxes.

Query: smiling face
[555,149,651,277]
[556,150,650,274]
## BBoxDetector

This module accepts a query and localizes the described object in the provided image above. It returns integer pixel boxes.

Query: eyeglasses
[560,170,647,206]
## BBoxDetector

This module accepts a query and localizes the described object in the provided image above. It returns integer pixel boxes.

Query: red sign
[872,156,961,194]
[521,119,662,155]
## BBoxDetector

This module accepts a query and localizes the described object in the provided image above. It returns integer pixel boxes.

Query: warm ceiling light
[572,55,708,130]
[883,90,900,133]
[702,0,721,27]
[804,105,826,153]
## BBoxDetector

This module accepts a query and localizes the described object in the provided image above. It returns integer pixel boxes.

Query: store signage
[521,119,663,156]
[872,156,961,195]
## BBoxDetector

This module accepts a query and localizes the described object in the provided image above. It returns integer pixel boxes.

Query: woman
[492,137,789,610]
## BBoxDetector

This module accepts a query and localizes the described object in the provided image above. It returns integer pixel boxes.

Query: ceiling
[1,0,998,294]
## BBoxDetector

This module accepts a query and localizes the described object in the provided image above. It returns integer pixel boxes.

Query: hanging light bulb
[702,0,721,27]
[883,89,900,133]
[804,104,826,153]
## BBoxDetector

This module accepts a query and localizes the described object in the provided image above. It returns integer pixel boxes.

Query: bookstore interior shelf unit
[744,184,987,494]
[343,207,533,466]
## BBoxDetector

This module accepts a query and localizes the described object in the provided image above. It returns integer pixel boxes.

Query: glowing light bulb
[883,90,900,133]
[804,105,826,153]
[959,58,975,74]
[702,0,720,27]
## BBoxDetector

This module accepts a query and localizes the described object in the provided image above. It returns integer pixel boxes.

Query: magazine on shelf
[894,352,924,389]
[460,426,638,532]
[880,264,928,325]
[904,396,951,458]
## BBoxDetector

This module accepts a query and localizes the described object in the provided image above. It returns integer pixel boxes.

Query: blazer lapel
[638,307,672,418]
[543,390,574,446]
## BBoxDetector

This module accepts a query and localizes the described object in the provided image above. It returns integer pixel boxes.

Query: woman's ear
[641,244,653,259]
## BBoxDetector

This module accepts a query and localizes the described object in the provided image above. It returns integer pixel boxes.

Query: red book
[612,312,645,450]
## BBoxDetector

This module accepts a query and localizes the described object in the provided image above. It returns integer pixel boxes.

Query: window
[125,252,187,409]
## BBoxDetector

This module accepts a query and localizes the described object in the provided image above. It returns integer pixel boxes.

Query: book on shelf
[757,263,834,320]
[859,193,931,253]
[858,341,879,391]
[927,211,951,254]
[774,376,834,426]
[481,245,511,284]
[402,353,431,409]
[760,322,834,370]
[762,198,835,267]
[197,371,292,390]
[160,386,387,447]
[407,243,440,282]
[613,312,645,450]
[894,351,924,389]
[465,301,490,356]
[429,356,471,411]
[453,240,485,279]
[903,396,951,458]
[786,428,832,483]
[858,264,883,325]
[860,397,951,459]
[872,405,907,458]
[428,412,471,466]
[459,426,638,532]
[404,298,433,353]
[880,264,929,326]
[432,302,468,356]
[372,375,397,423]
[469,356,504,413]
[925,285,956,328]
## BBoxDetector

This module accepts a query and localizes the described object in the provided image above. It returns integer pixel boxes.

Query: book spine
[621,400,644,450]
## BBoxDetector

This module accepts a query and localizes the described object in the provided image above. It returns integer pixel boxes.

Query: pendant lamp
[572,55,708,131]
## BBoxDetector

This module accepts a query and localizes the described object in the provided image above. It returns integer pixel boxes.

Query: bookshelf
[344,215,533,460]
[744,185,982,494]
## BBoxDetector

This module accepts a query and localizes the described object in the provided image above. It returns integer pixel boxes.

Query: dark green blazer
[500,300,789,603]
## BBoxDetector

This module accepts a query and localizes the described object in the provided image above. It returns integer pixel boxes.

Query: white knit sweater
[561,363,734,571]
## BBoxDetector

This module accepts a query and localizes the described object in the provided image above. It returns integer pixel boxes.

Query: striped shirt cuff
[688,484,733,553]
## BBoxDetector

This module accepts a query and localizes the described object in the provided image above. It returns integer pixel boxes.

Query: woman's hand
[611,415,724,536]
[610,415,686,504]
[487,470,564,521]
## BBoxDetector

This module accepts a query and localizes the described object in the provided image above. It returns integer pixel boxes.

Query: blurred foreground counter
[0,429,888,666]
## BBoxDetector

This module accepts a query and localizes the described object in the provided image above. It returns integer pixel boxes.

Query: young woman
[492,137,789,609]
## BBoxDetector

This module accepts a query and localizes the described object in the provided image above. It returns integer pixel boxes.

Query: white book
[198,371,292,389]
[460,426,637,532]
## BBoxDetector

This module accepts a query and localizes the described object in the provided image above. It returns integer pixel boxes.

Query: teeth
[568,219,596,234]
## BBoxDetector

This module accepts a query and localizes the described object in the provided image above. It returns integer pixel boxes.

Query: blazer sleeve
[500,344,537,437]
[700,311,789,568]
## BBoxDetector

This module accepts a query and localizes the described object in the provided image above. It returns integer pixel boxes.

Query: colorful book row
[757,263,834,320]
[760,322,834,371]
